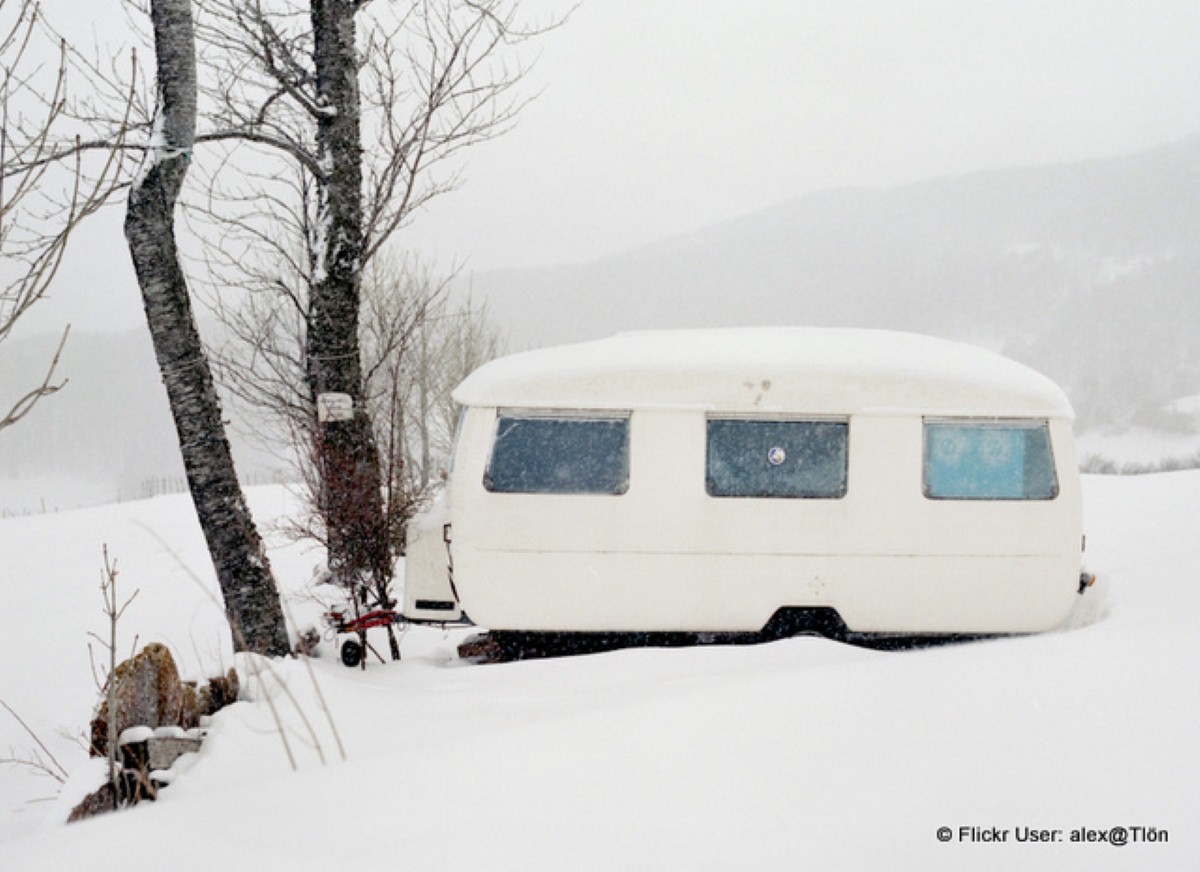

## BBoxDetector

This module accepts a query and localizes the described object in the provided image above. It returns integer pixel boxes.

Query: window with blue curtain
[923,420,1058,500]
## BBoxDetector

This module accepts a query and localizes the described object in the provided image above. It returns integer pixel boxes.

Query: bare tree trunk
[125,0,290,656]
[308,0,391,594]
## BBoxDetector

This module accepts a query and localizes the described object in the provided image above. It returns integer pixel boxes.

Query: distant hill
[3,138,1198,511]
[466,136,1200,431]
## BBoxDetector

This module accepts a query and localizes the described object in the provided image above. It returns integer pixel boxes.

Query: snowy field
[1,474,1197,870]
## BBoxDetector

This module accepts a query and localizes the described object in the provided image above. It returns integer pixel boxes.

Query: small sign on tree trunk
[318,392,354,423]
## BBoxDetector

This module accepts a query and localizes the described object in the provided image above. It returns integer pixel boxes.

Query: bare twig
[1,0,137,435]
[0,324,69,431]
[282,598,345,762]
[0,697,70,784]
[89,544,139,791]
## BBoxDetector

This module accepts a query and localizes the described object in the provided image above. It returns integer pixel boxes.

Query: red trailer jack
[324,609,402,667]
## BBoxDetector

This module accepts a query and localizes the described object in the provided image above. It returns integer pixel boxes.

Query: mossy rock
[88,643,184,757]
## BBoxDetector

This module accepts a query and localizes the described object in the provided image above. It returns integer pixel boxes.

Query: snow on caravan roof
[452,328,1074,418]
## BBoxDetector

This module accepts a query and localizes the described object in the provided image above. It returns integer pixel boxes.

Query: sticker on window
[707,419,847,499]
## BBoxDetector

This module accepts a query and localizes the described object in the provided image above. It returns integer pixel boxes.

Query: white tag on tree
[317,392,354,422]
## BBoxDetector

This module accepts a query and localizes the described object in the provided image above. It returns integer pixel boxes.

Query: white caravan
[403,328,1087,641]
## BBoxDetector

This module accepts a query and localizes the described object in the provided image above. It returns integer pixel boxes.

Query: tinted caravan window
[923,420,1058,500]
[484,412,630,495]
[706,419,848,499]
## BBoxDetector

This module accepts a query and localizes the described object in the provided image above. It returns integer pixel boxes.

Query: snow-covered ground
[1,475,1197,870]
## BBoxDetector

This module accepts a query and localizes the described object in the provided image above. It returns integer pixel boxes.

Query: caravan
[403,328,1086,642]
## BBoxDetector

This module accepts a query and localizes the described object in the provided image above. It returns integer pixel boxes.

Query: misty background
[2,0,1199,512]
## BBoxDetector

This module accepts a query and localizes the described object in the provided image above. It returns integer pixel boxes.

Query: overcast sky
[19,0,1200,336]
[403,0,1200,268]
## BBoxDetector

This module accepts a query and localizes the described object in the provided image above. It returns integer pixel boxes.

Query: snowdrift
[0,474,1196,870]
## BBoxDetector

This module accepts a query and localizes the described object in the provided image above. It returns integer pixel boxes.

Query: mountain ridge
[464,135,1200,428]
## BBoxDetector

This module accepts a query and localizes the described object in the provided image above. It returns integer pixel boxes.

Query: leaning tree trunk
[125,0,290,656]
[308,0,393,600]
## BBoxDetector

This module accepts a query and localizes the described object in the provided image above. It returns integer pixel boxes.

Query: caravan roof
[452,328,1074,419]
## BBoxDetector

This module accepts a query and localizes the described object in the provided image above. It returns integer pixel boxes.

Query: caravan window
[706,419,849,499]
[484,412,630,495]
[923,420,1058,500]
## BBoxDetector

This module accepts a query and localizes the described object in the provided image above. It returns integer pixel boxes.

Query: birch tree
[125,0,290,656]
[214,253,502,609]
[184,0,550,598]
[304,0,390,592]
